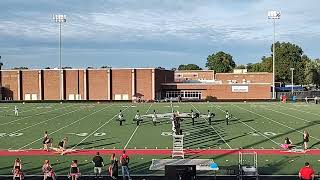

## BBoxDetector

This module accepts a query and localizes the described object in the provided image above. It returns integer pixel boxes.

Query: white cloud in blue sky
[0,0,319,69]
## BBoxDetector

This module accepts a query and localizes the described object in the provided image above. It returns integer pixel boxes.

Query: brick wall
[175,70,215,82]
[21,70,40,100]
[43,70,60,100]
[155,69,174,99]
[65,70,85,100]
[87,69,108,100]
[111,69,132,100]
[1,71,19,100]
[215,73,272,84]
[135,69,153,100]
[162,83,271,99]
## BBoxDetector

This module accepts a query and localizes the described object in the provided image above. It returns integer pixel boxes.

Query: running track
[1,148,319,156]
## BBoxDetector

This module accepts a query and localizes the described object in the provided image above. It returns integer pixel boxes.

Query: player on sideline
[14,106,19,116]
[117,110,125,126]
[207,110,215,125]
[133,110,142,126]
[152,110,158,126]
[225,110,231,125]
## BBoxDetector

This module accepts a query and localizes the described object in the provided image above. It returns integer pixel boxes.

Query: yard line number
[247,131,277,137]
[0,133,23,137]
[67,132,106,137]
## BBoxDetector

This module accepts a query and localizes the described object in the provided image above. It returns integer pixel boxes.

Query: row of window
[165,91,202,99]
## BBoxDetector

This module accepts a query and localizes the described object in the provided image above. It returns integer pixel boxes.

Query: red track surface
[0,149,319,156]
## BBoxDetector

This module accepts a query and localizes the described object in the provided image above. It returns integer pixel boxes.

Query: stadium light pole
[52,14,66,101]
[290,68,294,93]
[268,10,281,100]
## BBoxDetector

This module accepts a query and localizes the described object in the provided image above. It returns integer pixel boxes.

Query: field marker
[123,103,153,149]
[233,104,320,142]
[191,103,232,149]
[16,105,114,150]
[213,104,281,146]
[69,106,130,151]
[0,104,73,126]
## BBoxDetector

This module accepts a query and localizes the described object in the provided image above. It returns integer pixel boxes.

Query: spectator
[92,152,104,178]
[299,162,314,180]
[42,160,56,180]
[69,160,80,180]
[12,158,22,173]
[13,167,24,180]
[120,150,132,180]
[109,153,118,179]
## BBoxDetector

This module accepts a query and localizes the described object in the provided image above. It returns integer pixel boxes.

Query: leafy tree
[178,64,202,70]
[304,59,320,86]
[44,67,51,69]
[171,68,177,71]
[12,67,28,70]
[157,67,166,70]
[0,62,3,70]
[62,67,72,69]
[205,51,236,73]
[235,64,246,69]
[101,66,112,69]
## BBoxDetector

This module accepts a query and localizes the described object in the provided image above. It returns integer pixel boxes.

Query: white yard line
[274,104,320,118]
[69,105,130,151]
[233,104,320,142]
[0,104,73,126]
[191,103,233,149]
[262,106,311,123]
[17,105,114,150]
[214,104,280,146]
[124,103,154,149]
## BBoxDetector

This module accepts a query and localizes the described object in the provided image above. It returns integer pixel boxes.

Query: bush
[205,96,217,102]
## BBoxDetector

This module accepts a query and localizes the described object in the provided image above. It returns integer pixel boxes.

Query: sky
[0,0,319,69]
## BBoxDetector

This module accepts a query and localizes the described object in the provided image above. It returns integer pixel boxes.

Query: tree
[0,62,3,70]
[304,59,320,86]
[62,67,72,69]
[12,67,28,70]
[178,64,202,70]
[235,64,246,69]
[205,51,236,73]
[157,67,166,70]
[44,67,51,69]
[272,42,304,84]
[101,66,111,69]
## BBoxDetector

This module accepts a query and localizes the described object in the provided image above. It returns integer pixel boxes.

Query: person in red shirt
[299,162,314,180]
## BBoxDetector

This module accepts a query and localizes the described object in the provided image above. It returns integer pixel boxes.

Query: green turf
[1,102,320,175]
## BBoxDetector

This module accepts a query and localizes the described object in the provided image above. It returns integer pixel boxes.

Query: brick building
[0,68,272,101]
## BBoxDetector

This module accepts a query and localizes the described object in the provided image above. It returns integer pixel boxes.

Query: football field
[1,101,320,176]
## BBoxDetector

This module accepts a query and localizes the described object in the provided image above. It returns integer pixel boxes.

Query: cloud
[0,0,319,68]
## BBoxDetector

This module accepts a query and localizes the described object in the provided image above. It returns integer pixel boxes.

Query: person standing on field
[120,150,132,180]
[92,152,104,178]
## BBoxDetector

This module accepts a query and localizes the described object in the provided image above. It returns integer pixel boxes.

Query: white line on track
[214,104,280,146]
[123,103,154,149]
[0,104,73,126]
[69,105,130,151]
[233,104,320,142]
[191,103,233,149]
[17,105,114,150]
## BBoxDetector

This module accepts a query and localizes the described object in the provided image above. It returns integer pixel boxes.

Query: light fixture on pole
[268,10,281,100]
[52,14,67,101]
[290,68,294,93]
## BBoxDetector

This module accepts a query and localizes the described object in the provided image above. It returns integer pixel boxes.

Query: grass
[1,101,320,175]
